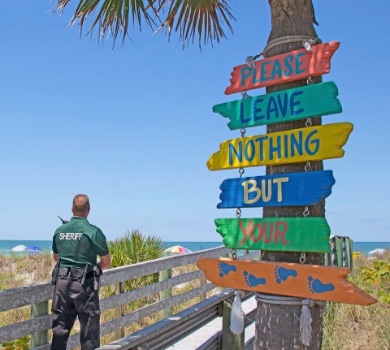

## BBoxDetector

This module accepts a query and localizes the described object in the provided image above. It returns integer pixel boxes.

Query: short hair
[72,194,90,215]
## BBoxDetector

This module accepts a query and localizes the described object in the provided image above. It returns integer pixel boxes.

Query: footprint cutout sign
[274,265,297,284]
[197,257,377,306]
[218,262,237,277]
[308,276,335,294]
[244,271,267,287]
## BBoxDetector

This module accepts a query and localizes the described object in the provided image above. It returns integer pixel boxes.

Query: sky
[0,1,389,243]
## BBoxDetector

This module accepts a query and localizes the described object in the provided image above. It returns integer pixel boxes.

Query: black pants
[51,273,101,350]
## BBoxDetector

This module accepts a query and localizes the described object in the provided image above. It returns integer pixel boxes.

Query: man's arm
[53,253,59,262]
[99,254,111,270]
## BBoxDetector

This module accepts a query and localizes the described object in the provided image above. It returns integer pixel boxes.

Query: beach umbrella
[25,245,43,254]
[11,245,27,252]
[164,245,192,255]
[368,248,386,255]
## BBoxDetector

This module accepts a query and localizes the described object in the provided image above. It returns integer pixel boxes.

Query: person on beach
[51,194,111,350]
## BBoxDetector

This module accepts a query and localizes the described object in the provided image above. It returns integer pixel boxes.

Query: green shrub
[108,230,165,292]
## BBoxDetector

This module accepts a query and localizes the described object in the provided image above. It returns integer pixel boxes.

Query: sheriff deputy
[51,194,111,350]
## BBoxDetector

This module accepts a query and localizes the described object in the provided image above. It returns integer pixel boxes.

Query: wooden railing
[0,246,258,350]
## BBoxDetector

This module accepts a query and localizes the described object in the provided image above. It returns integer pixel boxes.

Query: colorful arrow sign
[213,82,342,130]
[215,217,331,252]
[197,258,377,306]
[206,122,353,171]
[218,170,335,208]
[225,42,340,95]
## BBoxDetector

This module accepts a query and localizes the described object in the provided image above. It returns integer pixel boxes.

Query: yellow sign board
[207,122,353,170]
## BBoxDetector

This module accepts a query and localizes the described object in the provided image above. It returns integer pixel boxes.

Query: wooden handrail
[1,246,234,347]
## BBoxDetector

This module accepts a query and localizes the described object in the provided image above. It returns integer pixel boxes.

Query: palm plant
[109,229,165,290]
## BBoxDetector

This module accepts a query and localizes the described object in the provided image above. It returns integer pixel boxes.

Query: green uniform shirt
[52,217,109,271]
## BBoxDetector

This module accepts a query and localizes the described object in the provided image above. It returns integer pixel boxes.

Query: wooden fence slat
[0,283,53,312]
[159,269,173,319]
[0,314,52,343]
[101,247,228,286]
[99,270,204,311]
[99,283,217,337]
[115,282,126,339]
[31,301,49,347]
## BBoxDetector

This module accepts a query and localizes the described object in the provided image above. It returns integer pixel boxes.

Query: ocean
[0,240,223,256]
[0,240,389,256]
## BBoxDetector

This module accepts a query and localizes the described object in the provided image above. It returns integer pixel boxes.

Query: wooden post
[159,269,172,319]
[345,238,353,268]
[115,282,126,339]
[221,300,244,350]
[31,301,48,347]
[324,252,330,266]
[199,274,207,301]
[335,237,343,266]
[330,237,336,266]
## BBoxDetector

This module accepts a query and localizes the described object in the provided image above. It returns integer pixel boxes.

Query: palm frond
[54,0,235,47]
[157,0,235,48]
[55,0,158,45]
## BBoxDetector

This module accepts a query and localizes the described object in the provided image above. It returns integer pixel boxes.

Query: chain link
[236,208,241,218]
[300,252,306,264]
[241,91,250,98]
[305,117,312,128]
[304,161,311,172]
[307,76,314,85]
[239,168,245,178]
[232,249,237,260]
[303,206,309,217]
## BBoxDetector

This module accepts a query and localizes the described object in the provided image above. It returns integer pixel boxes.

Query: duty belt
[58,267,94,281]
[52,263,101,290]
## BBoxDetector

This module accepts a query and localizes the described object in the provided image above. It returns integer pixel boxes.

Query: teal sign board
[213,82,342,130]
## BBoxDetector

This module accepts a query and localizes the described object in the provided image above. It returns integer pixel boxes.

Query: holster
[51,261,60,285]
[93,264,103,291]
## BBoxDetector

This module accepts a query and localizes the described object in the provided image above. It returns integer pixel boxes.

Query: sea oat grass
[322,252,390,350]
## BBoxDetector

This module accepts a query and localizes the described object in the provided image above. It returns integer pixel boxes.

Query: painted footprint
[218,262,237,277]
[274,265,297,284]
[308,276,335,294]
[244,271,266,288]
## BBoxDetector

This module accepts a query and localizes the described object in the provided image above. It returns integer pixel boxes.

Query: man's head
[72,194,90,218]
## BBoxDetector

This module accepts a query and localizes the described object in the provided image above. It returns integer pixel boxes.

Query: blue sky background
[0,1,389,242]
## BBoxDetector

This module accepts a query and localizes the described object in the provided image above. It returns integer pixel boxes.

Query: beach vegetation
[0,336,29,350]
[107,229,165,292]
[322,251,390,350]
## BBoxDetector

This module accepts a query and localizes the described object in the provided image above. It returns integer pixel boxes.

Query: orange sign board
[197,257,377,306]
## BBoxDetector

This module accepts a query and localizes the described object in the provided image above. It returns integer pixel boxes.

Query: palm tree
[54,1,325,348]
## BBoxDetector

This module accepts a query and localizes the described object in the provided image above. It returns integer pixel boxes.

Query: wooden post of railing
[324,251,330,266]
[159,269,172,319]
[335,236,343,266]
[221,299,244,350]
[31,301,49,347]
[115,282,126,339]
[199,274,207,301]
[346,238,353,268]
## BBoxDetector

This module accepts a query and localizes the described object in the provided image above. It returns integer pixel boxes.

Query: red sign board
[225,42,340,95]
